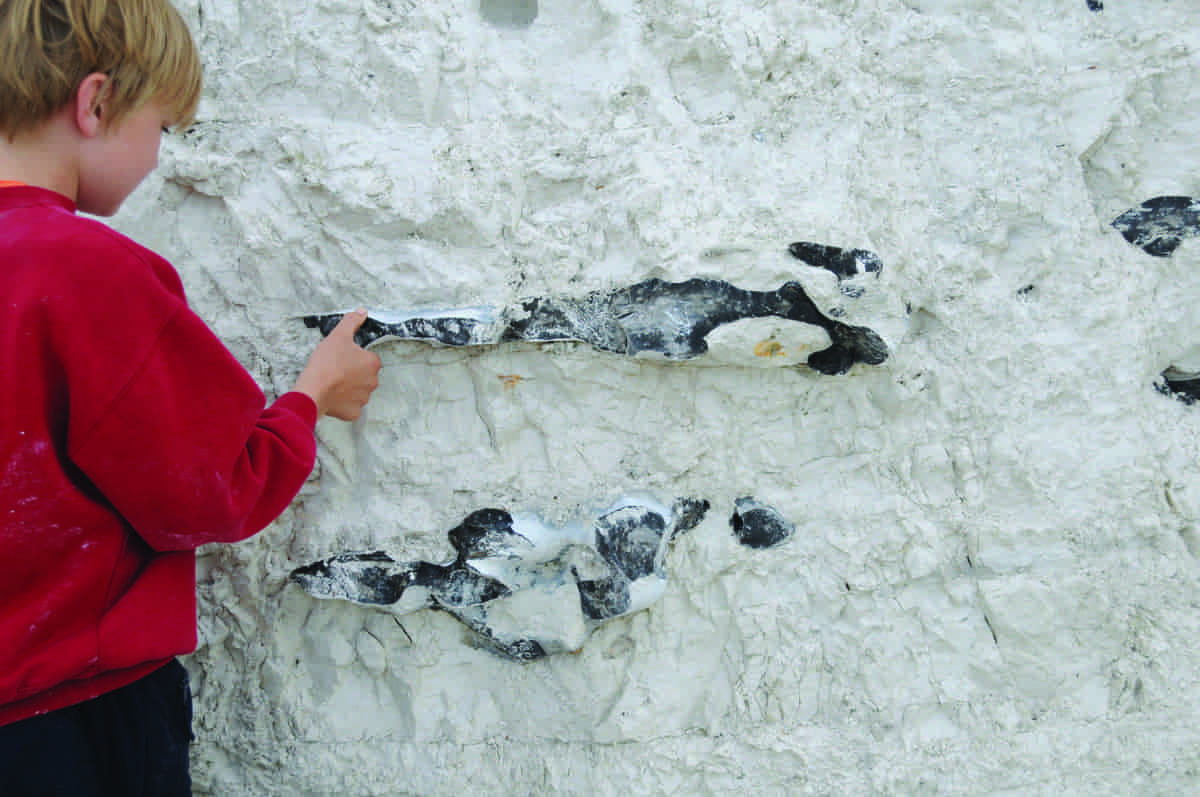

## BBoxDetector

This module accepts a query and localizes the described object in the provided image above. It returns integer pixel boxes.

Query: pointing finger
[330,308,369,341]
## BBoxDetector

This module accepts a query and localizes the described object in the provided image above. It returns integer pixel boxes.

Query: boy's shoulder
[0,187,183,299]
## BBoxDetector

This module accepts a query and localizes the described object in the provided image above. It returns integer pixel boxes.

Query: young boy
[0,0,383,793]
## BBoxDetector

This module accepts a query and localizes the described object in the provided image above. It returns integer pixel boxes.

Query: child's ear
[74,73,110,137]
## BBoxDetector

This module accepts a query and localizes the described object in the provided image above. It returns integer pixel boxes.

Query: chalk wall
[114,0,1200,793]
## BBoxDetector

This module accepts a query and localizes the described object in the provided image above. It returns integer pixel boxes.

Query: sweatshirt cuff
[273,391,320,429]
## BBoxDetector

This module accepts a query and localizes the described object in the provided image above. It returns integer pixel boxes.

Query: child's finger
[329,308,369,341]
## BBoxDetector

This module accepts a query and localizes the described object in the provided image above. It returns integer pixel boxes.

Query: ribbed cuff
[273,391,320,429]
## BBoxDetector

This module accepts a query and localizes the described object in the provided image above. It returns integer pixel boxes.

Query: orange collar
[0,181,27,189]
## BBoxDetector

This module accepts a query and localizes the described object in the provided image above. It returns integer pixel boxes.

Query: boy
[0,0,383,793]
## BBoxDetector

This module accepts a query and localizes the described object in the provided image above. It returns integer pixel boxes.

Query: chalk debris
[292,497,709,661]
[1112,196,1200,257]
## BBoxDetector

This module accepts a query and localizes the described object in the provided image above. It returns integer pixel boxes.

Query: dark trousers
[0,659,193,797]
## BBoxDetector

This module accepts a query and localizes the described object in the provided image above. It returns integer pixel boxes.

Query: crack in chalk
[465,364,499,451]
[1164,484,1178,513]
[391,616,413,644]
[292,497,709,661]
[982,613,999,646]
[283,724,731,749]
[303,243,889,375]
[1178,526,1200,559]
[313,435,353,485]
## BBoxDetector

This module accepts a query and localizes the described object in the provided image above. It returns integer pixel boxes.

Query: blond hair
[0,0,202,138]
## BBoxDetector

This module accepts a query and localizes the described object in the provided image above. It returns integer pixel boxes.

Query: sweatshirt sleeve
[45,221,320,552]
[69,304,319,551]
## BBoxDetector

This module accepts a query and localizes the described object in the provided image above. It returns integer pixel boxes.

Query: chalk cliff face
[114,0,1200,793]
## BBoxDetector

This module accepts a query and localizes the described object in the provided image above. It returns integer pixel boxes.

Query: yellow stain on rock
[498,374,523,390]
[754,340,785,358]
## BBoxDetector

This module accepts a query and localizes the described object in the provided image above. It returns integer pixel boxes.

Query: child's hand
[293,309,382,421]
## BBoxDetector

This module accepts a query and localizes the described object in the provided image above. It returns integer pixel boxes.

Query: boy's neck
[0,112,80,202]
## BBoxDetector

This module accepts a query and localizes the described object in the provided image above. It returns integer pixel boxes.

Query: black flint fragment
[1158,370,1200,405]
[1112,196,1200,257]
[575,570,632,621]
[788,241,883,279]
[303,314,482,348]
[292,498,709,661]
[595,505,667,581]
[447,509,531,562]
[730,497,794,550]
[788,241,884,299]
[290,553,510,609]
[304,275,888,375]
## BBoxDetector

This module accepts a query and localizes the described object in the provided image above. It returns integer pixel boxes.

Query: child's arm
[292,309,382,421]
[67,304,378,552]
[39,219,385,551]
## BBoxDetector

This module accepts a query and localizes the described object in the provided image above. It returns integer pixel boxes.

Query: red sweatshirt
[0,185,318,727]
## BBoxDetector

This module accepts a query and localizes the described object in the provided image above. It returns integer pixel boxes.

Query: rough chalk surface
[107,0,1200,794]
